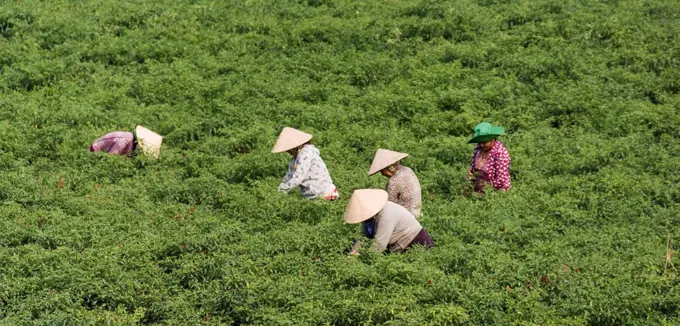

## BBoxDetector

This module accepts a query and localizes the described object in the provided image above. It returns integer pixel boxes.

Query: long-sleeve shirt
[386,166,422,218]
[278,144,336,199]
[89,131,135,155]
[467,140,511,190]
[373,201,423,253]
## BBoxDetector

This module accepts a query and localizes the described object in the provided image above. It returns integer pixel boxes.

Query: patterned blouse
[278,144,337,199]
[89,131,136,155]
[468,140,511,190]
[386,166,422,218]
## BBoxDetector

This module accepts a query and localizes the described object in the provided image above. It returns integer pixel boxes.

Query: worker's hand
[474,181,485,194]
[349,241,361,256]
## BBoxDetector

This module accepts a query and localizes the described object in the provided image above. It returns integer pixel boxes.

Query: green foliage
[1,0,680,324]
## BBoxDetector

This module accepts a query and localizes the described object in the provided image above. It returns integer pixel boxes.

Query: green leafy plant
[1,0,680,324]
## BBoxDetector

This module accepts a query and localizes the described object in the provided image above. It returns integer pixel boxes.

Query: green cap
[468,122,505,144]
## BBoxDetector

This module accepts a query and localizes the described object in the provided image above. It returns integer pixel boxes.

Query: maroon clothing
[89,131,135,155]
[407,228,434,249]
[467,140,511,191]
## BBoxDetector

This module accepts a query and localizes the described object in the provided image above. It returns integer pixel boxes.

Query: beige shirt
[386,166,422,218]
[373,201,423,253]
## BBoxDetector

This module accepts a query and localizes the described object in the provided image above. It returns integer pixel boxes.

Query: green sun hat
[468,122,505,143]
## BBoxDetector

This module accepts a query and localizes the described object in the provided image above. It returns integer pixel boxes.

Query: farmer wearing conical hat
[368,149,422,218]
[468,122,511,193]
[89,126,163,158]
[346,189,433,254]
[273,127,338,200]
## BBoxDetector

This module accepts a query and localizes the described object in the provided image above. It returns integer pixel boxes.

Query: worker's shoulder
[494,141,510,154]
[382,201,413,219]
[397,166,419,181]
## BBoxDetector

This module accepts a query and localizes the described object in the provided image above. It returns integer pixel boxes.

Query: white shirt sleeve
[278,151,312,192]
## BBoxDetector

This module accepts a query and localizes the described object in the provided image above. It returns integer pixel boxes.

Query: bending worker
[272,127,338,200]
[467,122,511,193]
[89,125,163,158]
[368,149,422,218]
[345,189,433,254]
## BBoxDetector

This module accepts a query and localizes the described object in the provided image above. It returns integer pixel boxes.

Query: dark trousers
[408,228,434,249]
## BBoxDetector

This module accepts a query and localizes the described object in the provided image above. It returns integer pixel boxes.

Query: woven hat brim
[136,126,163,158]
[468,134,498,144]
[344,189,389,224]
[368,149,409,175]
[272,127,313,153]
[468,127,504,143]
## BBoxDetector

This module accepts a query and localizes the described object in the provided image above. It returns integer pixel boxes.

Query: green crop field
[1,0,680,324]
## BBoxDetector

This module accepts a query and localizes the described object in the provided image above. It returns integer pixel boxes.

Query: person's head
[379,162,400,178]
[287,140,311,157]
[135,125,163,158]
[344,189,389,225]
[272,127,313,155]
[368,149,408,177]
[479,139,495,152]
[468,122,505,147]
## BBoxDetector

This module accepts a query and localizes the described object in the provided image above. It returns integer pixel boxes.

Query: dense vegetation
[1,0,680,324]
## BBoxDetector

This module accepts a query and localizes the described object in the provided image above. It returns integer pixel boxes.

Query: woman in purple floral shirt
[90,131,136,155]
[89,126,163,158]
[467,122,511,193]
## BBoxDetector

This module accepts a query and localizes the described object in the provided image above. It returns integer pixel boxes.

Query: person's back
[279,144,336,199]
[386,166,422,218]
[89,126,163,158]
[89,131,135,155]
[345,189,433,255]
[374,201,423,253]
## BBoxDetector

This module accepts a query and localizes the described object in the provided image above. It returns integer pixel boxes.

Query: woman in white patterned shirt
[368,149,422,218]
[272,127,338,200]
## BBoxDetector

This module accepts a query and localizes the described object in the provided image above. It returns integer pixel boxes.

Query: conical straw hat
[135,125,163,158]
[272,127,313,153]
[344,189,389,224]
[368,149,409,175]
